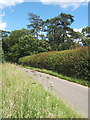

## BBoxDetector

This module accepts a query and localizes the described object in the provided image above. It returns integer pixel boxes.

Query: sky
[0,0,89,32]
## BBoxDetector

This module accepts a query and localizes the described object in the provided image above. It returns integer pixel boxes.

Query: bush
[18,47,90,81]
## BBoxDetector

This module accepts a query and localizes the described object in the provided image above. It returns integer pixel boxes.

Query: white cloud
[0,22,7,30]
[0,0,24,9]
[0,0,89,10]
[0,11,5,20]
[73,28,83,32]
[39,0,89,9]
[0,11,7,30]
[40,0,89,3]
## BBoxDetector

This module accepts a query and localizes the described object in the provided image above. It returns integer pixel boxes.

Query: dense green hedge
[18,47,90,81]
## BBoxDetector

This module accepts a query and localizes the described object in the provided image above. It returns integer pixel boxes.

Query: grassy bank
[0,63,81,118]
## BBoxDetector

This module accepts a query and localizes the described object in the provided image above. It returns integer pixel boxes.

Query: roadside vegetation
[21,66,90,87]
[0,63,81,118]
[18,47,90,86]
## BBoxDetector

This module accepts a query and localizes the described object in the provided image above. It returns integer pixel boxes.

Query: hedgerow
[18,47,89,81]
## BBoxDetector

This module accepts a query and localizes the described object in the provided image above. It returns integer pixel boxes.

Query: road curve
[21,67,89,118]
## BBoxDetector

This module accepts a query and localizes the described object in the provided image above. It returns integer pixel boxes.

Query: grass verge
[0,63,82,118]
[21,65,90,87]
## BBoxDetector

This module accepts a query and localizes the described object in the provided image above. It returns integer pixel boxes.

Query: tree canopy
[2,12,89,63]
[81,27,90,46]
[2,29,51,62]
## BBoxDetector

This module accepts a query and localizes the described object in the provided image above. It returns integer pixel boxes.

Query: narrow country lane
[21,67,89,118]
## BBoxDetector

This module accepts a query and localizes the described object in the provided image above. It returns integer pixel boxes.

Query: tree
[18,34,39,57]
[2,28,51,62]
[27,13,43,38]
[0,30,10,40]
[0,30,10,62]
[81,27,90,46]
[27,12,81,51]
[38,39,51,52]
[43,13,74,50]
[67,30,83,49]
[2,29,31,62]
[0,30,10,52]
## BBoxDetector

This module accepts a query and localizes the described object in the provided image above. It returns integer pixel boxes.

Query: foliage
[0,30,10,40]
[2,14,89,64]
[1,63,81,118]
[2,29,51,62]
[18,47,90,81]
[27,13,43,38]
[45,13,74,44]
[2,29,31,62]
[0,30,10,63]
[81,27,90,46]
[38,39,51,52]
[17,34,39,56]
[27,13,83,50]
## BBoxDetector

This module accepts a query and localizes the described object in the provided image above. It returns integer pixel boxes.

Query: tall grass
[0,63,2,118]
[0,63,81,118]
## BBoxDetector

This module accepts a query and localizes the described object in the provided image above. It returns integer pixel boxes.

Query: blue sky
[1,1,88,32]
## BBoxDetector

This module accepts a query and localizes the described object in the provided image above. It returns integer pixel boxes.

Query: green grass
[0,63,82,118]
[21,65,90,87]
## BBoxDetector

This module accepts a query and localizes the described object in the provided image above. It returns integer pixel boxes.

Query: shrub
[18,47,90,81]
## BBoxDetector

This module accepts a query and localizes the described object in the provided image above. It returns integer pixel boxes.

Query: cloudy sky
[0,0,89,32]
